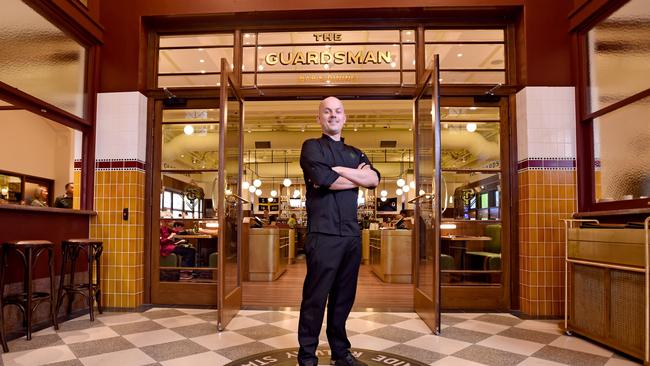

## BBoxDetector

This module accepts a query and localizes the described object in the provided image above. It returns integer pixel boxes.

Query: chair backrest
[209,252,219,268]
[484,224,501,253]
[160,253,179,267]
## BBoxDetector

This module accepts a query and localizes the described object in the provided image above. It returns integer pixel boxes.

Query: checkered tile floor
[0,308,642,366]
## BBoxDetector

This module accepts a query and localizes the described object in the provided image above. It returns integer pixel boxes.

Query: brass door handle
[408,193,434,204]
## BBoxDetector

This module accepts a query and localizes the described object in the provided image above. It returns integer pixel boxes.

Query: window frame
[574,0,650,212]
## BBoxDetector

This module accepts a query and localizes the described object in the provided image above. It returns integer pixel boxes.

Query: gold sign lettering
[313,33,342,42]
[263,51,392,66]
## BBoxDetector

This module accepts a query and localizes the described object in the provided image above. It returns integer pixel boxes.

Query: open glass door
[412,55,442,333]
[217,59,244,330]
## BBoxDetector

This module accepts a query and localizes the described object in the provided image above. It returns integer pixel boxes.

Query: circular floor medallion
[226,348,429,366]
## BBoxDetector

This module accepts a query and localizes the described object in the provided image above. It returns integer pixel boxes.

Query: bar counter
[369,229,412,283]
[248,227,289,281]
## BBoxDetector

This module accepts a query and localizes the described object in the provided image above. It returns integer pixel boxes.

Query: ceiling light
[380,196,387,202]
[253,179,262,188]
[200,70,206,74]
[456,53,463,57]
[180,154,185,158]
[396,178,406,187]
[268,197,274,202]
[248,185,257,193]
[183,125,194,135]
[199,59,205,63]
[380,190,388,197]
[255,189,262,196]
[466,123,477,133]
[396,188,403,195]
[419,189,426,195]
[409,181,416,189]
[270,190,277,197]
[402,185,410,193]
[283,178,292,187]
[242,181,250,190]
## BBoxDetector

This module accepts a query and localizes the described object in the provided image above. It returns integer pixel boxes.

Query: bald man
[298,97,380,366]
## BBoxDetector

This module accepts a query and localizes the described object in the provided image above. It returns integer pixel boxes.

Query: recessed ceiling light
[200,70,206,74]
[199,59,205,63]
[457,53,463,57]
[198,48,204,51]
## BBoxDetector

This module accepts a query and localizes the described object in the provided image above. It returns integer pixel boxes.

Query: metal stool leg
[25,248,33,341]
[94,244,103,314]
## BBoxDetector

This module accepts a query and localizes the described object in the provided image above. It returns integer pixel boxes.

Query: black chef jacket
[300,134,380,236]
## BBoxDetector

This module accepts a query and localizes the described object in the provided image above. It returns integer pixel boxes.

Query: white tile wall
[95,92,148,162]
[516,87,577,160]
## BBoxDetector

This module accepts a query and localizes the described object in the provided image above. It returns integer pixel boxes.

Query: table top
[441,235,491,241]
[175,234,215,239]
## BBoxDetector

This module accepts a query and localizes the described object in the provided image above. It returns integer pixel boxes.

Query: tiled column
[90,92,147,308]
[516,87,577,317]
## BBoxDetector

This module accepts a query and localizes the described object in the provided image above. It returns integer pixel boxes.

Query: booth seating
[466,224,502,270]
[0,240,59,352]
[57,239,103,322]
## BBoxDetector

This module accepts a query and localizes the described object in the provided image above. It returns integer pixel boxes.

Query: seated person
[54,182,74,208]
[287,213,298,229]
[31,186,49,207]
[393,209,413,229]
[160,221,196,269]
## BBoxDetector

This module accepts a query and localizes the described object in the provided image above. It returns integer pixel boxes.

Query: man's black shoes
[330,353,367,366]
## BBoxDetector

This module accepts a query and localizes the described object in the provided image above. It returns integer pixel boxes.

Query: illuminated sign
[262,32,393,68]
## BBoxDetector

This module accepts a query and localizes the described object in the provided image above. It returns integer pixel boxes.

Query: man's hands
[331,163,379,189]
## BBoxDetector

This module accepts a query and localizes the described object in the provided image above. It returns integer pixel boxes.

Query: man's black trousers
[298,233,361,364]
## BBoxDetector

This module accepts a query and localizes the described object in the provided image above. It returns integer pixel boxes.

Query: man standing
[298,97,380,366]
[54,182,74,208]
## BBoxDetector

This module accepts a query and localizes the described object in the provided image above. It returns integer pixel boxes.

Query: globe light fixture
[248,185,257,193]
[183,125,194,135]
[466,123,477,132]
[402,185,410,193]
[283,178,292,187]
[380,190,388,197]
[268,197,274,203]
[255,189,262,196]
[380,196,387,202]
[270,190,278,197]
[253,179,262,188]
[242,181,250,190]
[396,178,406,187]
[396,188,403,195]
[409,181,416,189]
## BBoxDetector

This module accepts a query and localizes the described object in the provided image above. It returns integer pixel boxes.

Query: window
[578,0,650,209]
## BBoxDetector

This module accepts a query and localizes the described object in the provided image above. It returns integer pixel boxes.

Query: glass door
[217,59,244,330]
[412,55,442,333]
[152,98,221,305]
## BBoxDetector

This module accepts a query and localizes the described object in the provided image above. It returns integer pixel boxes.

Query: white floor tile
[2,345,76,366]
[549,335,613,357]
[270,317,300,332]
[58,326,120,345]
[237,310,272,316]
[404,335,471,355]
[518,357,570,366]
[98,313,149,326]
[226,316,267,330]
[452,320,510,335]
[347,334,398,350]
[153,314,205,328]
[123,329,184,347]
[178,308,217,315]
[80,348,156,366]
[477,335,545,356]
[161,351,232,366]
[515,320,564,335]
[344,319,386,333]
[190,331,254,350]
[442,313,484,320]
[430,356,487,366]
[392,318,435,334]
[387,312,419,319]
[604,357,644,366]
[260,333,300,349]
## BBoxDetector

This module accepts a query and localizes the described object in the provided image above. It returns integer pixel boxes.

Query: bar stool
[57,239,103,321]
[0,240,59,352]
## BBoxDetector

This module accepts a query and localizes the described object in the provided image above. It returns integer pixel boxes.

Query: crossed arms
[300,139,380,191]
